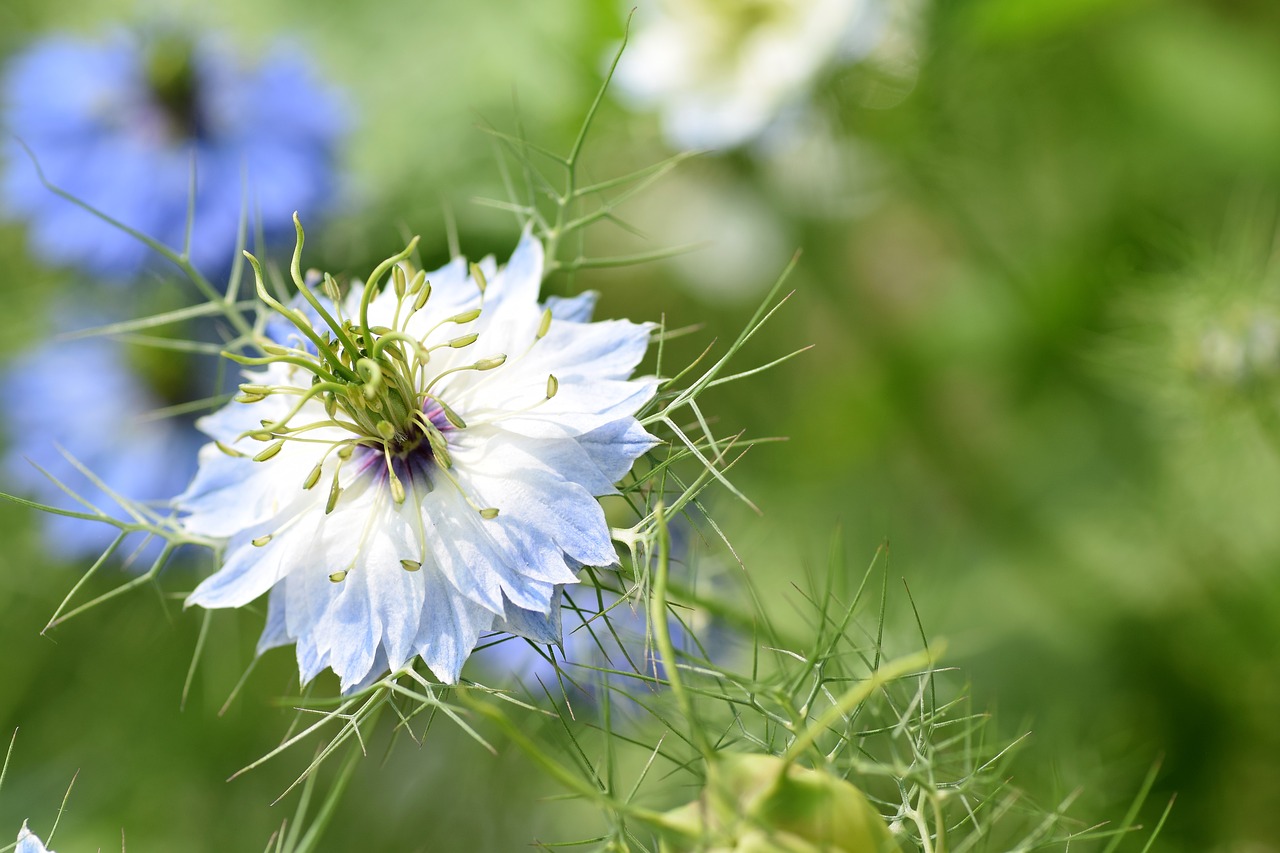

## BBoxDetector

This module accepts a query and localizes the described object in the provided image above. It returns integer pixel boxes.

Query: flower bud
[658,754,899,853]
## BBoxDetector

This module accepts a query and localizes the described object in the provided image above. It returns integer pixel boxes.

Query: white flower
[176,231,659,691]
[16,821,54,853]
[615,0,883,150]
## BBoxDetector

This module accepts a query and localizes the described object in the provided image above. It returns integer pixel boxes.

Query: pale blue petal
[16,822,53,853]
[493,586,565,645]
[487,227,543,312]
[257,587,290,653]
[544,292,598,323]
[576,419,661,484]
[414,570,496,683]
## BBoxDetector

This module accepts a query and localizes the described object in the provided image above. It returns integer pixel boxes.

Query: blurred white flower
[16,822,54,853]
[615,0,884,149]
[177,231,658,692]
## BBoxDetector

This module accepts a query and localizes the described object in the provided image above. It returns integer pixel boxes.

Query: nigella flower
[614,0,885,150]
[16,821,55,853]
[176,228,660,691]
[1,29,345,278]
[2,323,203,561]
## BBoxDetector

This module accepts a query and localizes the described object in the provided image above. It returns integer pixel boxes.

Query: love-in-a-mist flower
[1,28,345,278]
[614,0,883,150]
[16,821,55,853]
[2,324,203,560]
[177,226,659,691]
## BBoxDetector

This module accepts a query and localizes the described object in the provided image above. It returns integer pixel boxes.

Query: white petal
[186,511,321,609]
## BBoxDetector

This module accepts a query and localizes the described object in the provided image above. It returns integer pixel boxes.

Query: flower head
[615,0,883,150]
[1,29,345,278]
[177,229,659,691]
[2,323,203,560]
[16,821,55,853]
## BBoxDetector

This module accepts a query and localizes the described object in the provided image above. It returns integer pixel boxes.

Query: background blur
[2,0,1280,850]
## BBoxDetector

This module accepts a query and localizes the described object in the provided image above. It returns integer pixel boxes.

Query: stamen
[400,559,422,572]
[546,374,559,398]
[537,307,553,339]
[328,570,347,583]
[252,534,272,547]
[470,262,488,295]
[253,441,284,462]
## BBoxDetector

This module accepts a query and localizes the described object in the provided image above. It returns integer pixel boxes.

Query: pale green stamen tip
[253,441,284,462]
[326,477,342,514]
[413,280,432,310]
[537,307,553,339]
[389,475,406,504]
[236,392,267,404]
[475,354,506,371]
[392,265,408,298]
[303,464,323,490]
[479,507,500,520]
[329,570,347,583]
[251,534,272,547]
[376,420,397,440]
[215,441,244,458]
[546,374,559,398]
[400,559,422,572]
[470,262,488,294]
[449,333,479,349]
[439,401,467,429]
[451,308,482,324]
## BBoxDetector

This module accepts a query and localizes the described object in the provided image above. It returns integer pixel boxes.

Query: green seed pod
[657,754,899,853]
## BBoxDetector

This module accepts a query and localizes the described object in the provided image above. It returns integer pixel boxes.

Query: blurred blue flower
[2,325,204,562]
[1,29,346,279]
[15,820,54,853]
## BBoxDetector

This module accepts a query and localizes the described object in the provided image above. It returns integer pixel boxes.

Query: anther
[235,392,267,404]
[400,559,422,572]
[413,281,432,311]
[438,401,467,429]
[392,265,407,298]
[449,333,479,348]
[537,307,553,340]
[479,507,500,520]
[303,464,323,490]
[326,474,342,514]
[253,441,284,462]
[474,354,507,371]
[470,262,488,294]
[328,570,347,583]
[252,534,272,547]
[449,308,482,324]
[376,420,397,440]
[546,374,559,399]
[215,441,245,458]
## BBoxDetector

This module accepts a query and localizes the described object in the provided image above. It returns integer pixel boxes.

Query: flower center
[143,35,203,139]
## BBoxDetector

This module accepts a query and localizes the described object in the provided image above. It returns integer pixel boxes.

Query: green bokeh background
[2,0,1280,849]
